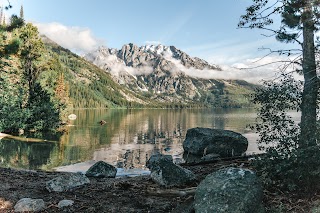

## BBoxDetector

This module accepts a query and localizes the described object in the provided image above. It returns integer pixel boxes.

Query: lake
[0,108,278,175]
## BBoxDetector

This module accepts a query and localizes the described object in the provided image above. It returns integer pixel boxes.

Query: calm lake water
[0,108,298,175]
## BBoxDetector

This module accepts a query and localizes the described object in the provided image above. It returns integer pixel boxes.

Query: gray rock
[146,154,195,187]
[183,127,248,157]
[146,153,173,170]
[46,173,90,192]
[85,161,117,178]
[14,198,45,212]
[194,167,264,213]
[58,199,74,208]
[311,200,320,213]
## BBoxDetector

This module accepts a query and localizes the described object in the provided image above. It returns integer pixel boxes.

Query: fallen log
[0,133,57,143]
[147,187,197,197]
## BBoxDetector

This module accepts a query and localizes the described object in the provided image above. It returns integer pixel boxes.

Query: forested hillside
[41,36,148,109]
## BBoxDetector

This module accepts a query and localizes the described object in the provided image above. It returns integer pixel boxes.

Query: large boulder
[85,161,117,178]
[194,167,264,213]
[14,198,45,212]
[146,154,195,187]
[183,127,248,157]
[46,173,90,192]
[146,154,173,170]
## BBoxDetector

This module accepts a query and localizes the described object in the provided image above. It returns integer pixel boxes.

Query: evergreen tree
[19,23,44,101]
[7,14,23,31]
[0,7,3,27]
[2,14,5,26]
[19,5,24,19]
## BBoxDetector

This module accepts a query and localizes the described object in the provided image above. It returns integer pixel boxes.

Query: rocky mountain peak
[83,43,229,102]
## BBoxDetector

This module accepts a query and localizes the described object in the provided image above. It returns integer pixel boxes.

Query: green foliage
[0,21,68,133]
[7,15,24,32]
[252,74,301,152]
[251,73,320,192]
[26,83,61,131]
[0,76,30,132]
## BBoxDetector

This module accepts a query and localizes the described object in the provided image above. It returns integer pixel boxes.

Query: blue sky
[4,0,296,82]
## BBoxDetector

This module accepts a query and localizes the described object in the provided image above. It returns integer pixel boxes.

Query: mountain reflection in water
[0,108,274,173]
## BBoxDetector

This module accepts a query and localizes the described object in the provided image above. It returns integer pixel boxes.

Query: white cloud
[35,22,105,54]
[95,54,154,78]
[165,54,300,84]
[220,56,301,83]
[180,37,303,83]
[145,41,161,45]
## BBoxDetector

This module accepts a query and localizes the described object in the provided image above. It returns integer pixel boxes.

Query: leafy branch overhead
[239,0,320,44]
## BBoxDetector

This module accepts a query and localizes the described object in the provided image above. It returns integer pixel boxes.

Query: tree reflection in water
[0,108,267,172]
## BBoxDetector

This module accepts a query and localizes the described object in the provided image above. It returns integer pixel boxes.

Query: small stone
[58,199,74,208]
[14,198,45,212]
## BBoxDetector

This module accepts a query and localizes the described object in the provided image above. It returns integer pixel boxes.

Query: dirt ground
[0,159,315,213]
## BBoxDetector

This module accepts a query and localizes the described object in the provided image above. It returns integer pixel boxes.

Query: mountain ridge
[84,43,257,108]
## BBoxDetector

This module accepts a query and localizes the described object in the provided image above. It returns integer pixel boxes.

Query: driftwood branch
[0,133,57,143]
[147,187,197,197]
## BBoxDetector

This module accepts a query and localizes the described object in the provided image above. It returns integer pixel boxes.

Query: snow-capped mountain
[84,43,256,107]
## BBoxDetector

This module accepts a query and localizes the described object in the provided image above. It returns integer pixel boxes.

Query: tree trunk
[300,1,319,148]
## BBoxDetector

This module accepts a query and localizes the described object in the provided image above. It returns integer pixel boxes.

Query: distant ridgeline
[84,44,258,108]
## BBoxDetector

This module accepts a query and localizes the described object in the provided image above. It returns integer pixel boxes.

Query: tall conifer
[19,5,24,19]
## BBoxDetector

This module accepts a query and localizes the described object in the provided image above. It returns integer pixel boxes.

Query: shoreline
[0,157,314,212]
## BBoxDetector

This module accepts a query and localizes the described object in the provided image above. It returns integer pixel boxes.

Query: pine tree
[19,5,24,19]
[2,13,5,26]
[0,7,3,26]
[55,72,69,104]
[19,23,44,101]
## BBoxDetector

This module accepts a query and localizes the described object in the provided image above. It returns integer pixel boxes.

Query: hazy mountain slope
[42,36,152,108]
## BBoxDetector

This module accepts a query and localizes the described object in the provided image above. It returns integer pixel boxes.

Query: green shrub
[251,73,320,193]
